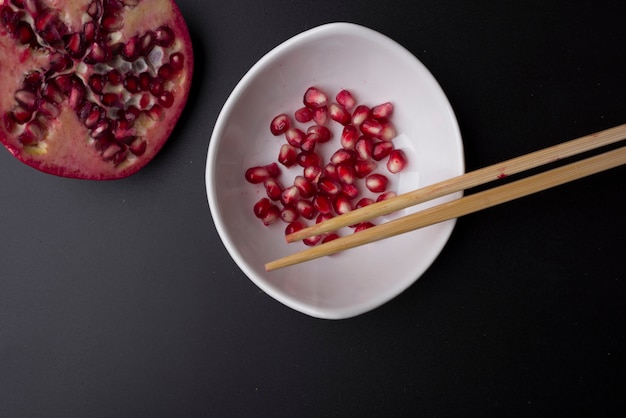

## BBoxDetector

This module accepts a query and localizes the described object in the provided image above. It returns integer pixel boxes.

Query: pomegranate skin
[0,0,194,180]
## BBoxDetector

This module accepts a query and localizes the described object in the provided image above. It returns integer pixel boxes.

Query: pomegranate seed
[303,165,322,183]
[270,113,291,136]
[371,102,394,120]
[386,149,407,173]
[294,107,313,123]
[158,64,174,81]
[253,197,273,218]
[296,199,317,220]
[333,195,353,215]
[293,175,316,198]
[354,222,376,232]
[284,127,305,147]
[278,144,297,167]
[336,89,356,110]
[372,141,393,161]
[261,205,281,226]
[101,12,124,32]
[313,106,328,125]
[124,75,140,93]
[155,25,175,47]
[306,125,331,143]
[64,32,85,58]
[322,164,339,181]
[328,103,351,125]
[313,194,333,215]
[330,148,356,165]
[300,136,317,153]
[264,162,280,178]
[354,160,377,178]
[11,107,33,124]
[377,191,397,202]
[170,52,185,71]
[379,120,397,141]
[129,139,147,156]
[352,105,371,126]
[356,197,375,209]
[321,233,340,244]
[317,178,342,196]
[280,185,300,207]
[341,183,359,200]
[140,31,156,55]
[296,151,322,168]
[303,235,322,247]
[139,72,152,91]
[87,0,103,19]
[244,166,271,184]
[316,213,334,224]
[360,118,383,137]
[354,136,374,160]
[366,174,389,193]
[106,69,123,85]
[14,90,37,111]
[285,220,306,236]
[158,91,175,108]
[264,178,284,201]
[340,125,358,149]
[303,86,328,109]
[280,206,299,223]
[336,163,355,185]
[101,93,119,107]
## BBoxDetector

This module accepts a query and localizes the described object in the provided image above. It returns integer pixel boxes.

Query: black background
[1,1,625,416]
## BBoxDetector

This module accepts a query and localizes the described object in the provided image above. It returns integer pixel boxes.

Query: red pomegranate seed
[365,173,389,193]
[321,233,340,244]
[333,195,353,215]
[386,149,407,173]
[354,135,373,160]
[336,89,356,110]
[270,113,291,136]
[372,141,393,161]
[303,86,328,109]
[328,103,351,125]
[280,185,300,207]
[371,102,394,120]
[296,199,317,220]
[340,125,358,149]
[264,162,280,178]
[264,178,284,201]
[284,127,305,147]
[303,234,321,247]
[300,136,317,153]
[322,163,339,181]
[278,143,297,167]
[285,220,306,236]
[377,191,397,202]
[294,106,313,123]
[261,205,281,226]
[158,91,174,108]
[379,120,397,141]
[352,105,370,126]
[293,175,316,198]
[253,197,273,218]
[318,178,342,196]
[354,160,377,178]
[280,206,299,223]
[170,52,185,71]
[313,194,333,215]
[341,183,359,200]
[354,222,376,232]
[296,151,322,168]
[355,197,375,209]
[330,148,356,165]
[306,125,331,143]
[313,106,328,125]
[336,163,354,185]
[155,25,175,47]
[244,166,271,184]
[316,213,334,224]
[303,165,322,183]
[360,118,383,137]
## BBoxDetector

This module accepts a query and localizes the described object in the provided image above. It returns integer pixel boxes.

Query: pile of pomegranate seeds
[245,87,408,247]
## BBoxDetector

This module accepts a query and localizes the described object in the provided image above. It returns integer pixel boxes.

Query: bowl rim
[205,22,464,319]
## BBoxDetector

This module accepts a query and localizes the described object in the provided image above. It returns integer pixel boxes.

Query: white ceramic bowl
[206,22,464,319]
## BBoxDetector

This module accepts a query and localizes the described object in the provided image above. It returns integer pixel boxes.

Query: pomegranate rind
[0,0,194,180]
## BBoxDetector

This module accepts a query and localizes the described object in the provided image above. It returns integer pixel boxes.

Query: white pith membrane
[0,0,192,179]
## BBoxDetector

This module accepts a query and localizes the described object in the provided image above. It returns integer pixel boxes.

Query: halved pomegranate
[0,0,193,179]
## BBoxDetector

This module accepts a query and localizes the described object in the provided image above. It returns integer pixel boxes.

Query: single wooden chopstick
[286,124,626,243]
[265,143,626,272]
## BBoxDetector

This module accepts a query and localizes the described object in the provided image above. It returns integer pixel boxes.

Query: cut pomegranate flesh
[245,86,409,247]
[0,0,194,179]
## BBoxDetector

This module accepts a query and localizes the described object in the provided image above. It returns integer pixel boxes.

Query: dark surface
[1,1,625,417]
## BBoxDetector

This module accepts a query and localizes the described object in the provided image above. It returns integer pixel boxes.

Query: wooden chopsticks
[265,124,626,271]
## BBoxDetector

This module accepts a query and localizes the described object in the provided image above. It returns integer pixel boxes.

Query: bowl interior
[206,23,464,319]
